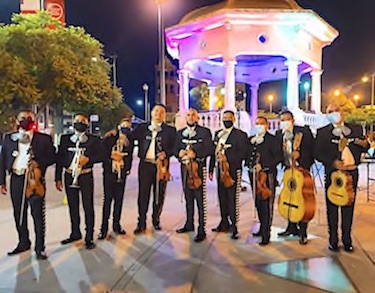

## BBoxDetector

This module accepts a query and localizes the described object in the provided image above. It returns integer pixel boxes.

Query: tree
[0,12,127,133]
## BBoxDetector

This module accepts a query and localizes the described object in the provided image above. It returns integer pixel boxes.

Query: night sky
[1,0,374,115]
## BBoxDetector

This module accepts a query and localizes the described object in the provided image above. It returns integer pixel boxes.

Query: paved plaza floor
[0,157,374,293]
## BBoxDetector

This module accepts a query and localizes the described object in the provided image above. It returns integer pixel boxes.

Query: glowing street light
[143,83,150,120]
[267,94,274,113]
[334,89,341,97]
[353,94,360,106]
[303,81,310,111]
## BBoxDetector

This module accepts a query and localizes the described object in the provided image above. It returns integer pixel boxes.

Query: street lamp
[334,89,341,97]
[303,81,310,111]
[267,94,274,113]
[353,94,360,107]
[143,83,150,121]
[155,0,166,106]
[362,73,375,109]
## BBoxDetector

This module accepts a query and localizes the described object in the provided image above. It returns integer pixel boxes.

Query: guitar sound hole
[288,179,297,191]
[335,178,343,188]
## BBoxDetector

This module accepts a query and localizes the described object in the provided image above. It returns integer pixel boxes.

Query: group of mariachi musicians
[0,102,369,260]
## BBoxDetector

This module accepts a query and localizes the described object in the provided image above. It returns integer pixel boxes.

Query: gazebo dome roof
[180,0,303,24]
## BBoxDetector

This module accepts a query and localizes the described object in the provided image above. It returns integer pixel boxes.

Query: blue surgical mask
[327,112,341,124]
[254,125,266,135]
[120,127,130,135]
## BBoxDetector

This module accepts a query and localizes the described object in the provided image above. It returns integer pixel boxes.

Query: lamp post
[267,94,274,113]
[156,0,166,106]
[143,83,150,121]
[303,81,310,111]
[110,54,118,88]
[362,73,375,132]
[353,94,360,107]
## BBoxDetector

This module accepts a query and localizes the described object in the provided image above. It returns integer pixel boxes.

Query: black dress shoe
[252,231,261,237]
[328,244,339,252]
[134,227,146,234]
[259,238,270,246]
[211,227,229,233]
[36,251,48,260]
[299,236,308,245]
[277,230,298,237]
[153,224,162,231]
[61,237,82,245]
[114,229,126,235]
[97,232,107,240]
[343,245,354,253]
[194,234,206,242]
[7,246,30,256]
[231,232,239,240]
[85,241,96,250]
[176,227,194,233]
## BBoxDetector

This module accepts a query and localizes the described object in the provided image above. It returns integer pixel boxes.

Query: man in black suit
[55,114,103,250]
[0,110,55,259]
[175,108,214,242]
[132,104,176,234]
[209,110,249,240]
[98,118,134,240]
[276,110,314,245]
[248,117,279,246]
[315,103,369,252]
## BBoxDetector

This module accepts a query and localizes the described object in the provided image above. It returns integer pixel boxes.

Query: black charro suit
[0,131,55,254]
[174,124,214,237]
[248,132,279,242]
[100,132,134,235]
[209,127,249,237]
[132,122,176,229]
[275,126,314,238]
[55,133,103,245]
[315,123,369,248]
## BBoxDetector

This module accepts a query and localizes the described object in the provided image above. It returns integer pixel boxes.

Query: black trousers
[250,171,276,239]
[181,165,207,235]
[100,172,127,233]
[10,173,46,253]
[325,168,358,246]
[216,169,242,233]
[137,161,167,228]
[64,171,94,244]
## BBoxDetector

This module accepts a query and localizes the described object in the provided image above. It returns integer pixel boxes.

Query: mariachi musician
[248,117,279,246]
[55,114,103,250]
[276,110,314,245]
[175,108,214,242]
[315,103,369,252]
[98,118,134,239]
[0,110,55,260]
[132,104,176,234]
[209,110,249,240]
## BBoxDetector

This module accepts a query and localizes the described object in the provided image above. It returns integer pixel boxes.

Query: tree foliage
[0,11,130,132]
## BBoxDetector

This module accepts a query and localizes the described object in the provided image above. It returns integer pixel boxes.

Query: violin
[255,153,271,200]
[217,144,234,188]
[25,159,45,198]
[186,146,202,189]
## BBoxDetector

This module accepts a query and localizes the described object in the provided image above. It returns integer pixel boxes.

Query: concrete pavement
[0,157,375,293]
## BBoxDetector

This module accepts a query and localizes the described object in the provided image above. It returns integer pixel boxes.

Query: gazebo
[165,0,339,129]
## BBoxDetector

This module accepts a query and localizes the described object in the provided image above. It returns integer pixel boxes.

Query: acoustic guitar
[278,132,316,223]
[327,170,354,206]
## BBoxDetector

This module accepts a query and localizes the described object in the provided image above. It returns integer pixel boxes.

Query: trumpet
[69,135,86,188]
[111,138,127,182]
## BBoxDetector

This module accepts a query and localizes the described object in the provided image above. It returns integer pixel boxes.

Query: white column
[208,85,217,111]
[285,59,300,110]
[224,59,237,109]
[178,69,190,112]
[311,69,323,113]
[250,83,259,125]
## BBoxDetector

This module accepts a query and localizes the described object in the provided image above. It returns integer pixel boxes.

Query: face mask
[120,127,130,135]
[280,120,293,132]
[19,118,34,131]
[74,122,88,133]
[223,120,233,129]
[327,112,341,124]
[254,124,266,135]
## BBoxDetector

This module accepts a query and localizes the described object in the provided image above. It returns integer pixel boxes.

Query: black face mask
[223,120,233,129]
[187,122,196,127]
[74,122,88,132]
[19,118,35,131]
[120,127,130,135]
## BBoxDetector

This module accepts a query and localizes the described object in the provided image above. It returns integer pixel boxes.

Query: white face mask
[280,120,293,132]
[254,124,266,136]
[327,112,342,124]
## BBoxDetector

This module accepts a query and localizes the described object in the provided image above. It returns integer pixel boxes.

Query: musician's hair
[120,117,131,124]
[16,109,33,118]
[257,116,268,123]
[223,110,235,116]
[280,110,294,119]
[153,104,167,111]
[75,113,88,119]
